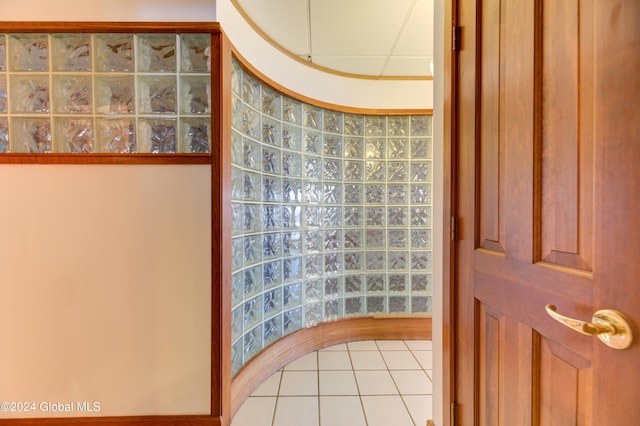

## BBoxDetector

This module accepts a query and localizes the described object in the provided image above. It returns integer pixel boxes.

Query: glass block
[324,277,343,298]
[282,124,302,150]
[243,171,261,200]
[305,206,322,228]
[304,254,323,277]
[365,161,385,181]
[242,74,262,110]
[138,76,177,114]
[262,87,281,119]
[181,118,210,153]
[344,114,364,136]
[365,184,385,204]
[231,167,243,200]
[304,155,322,179]
[365,138,385,159]
[304,229,323,252]
[242,106,260,139]
[389,274,408,292]
[324,207,342,227]
[304,181,322,203]
[323,159,342,181]
[388,251,408,271]
[324,110,342,134]
[231,339,243,376]
[325,299,342,321]
[137,34,176,72]
[388,230,408,248]
[345,297,364,316]
[263,233,281,259]
[0,35,5,71]
[344,230,362,249]
[231,203,243,235]
[411,274,432,293]
[263,205,282,230]
[303,104,321,129]
[304,130,322,154]
[388,207,408,226]
[283,231,302,256]
[263,316,282,347]
[0,118,9,153]
[9,34,48,71]
[323,135,342,157]
[262,176,281,202]
[244,295,262,330]
[388,138,408,159]
[231,237,243,270]
[51,34,91,72]
[411,229,431,249]
[11,118,52,153]
[304,278,323,303]
[411,138,432,159]
[324,253,341,273]
[304,302,323,327]
[411,296,432,314]
[94,75,135,114]
[388,185,407,204]
[282,98,302,124]
[365,207,385,227]
[138,118,176,153]
[283,282,302,309]
[232,271,244,307]
[232,305,243,342]
[411,162,432,182]
[411,115,432,137]
[282,152,302,177]
[366,296,386,314]
[232,131,243,165]
[243,204,261,233]
[366,275,386,293]
[244,265,262,297]
[365,252,385,270]
[344,137,364,158]
[409,185,431,207]
[96,118,136,153]
[344,207,362,227]
[411,251,432,271]
[283,307,303,335]
[410,207,432,227]
[55,117,93,153]
[262,119,280,148]
[389,296,409,314]
[243,235,262,265]
[51,75,92,114]
[243,326,262,361]
[282,206,302,229]
[344,161,363,181]
[344,184,363,204]
[365,229,385,248]
[323,183,341,204]
[0,76,6,113]
[263,289,282,318]
[345,275,363,294]
[282,179,303,204]
[10,75,49,113]
[94,34,134,72]
[388,116,409,136]
[232,95,242,131]
[180,75,210,114]
[283,257,302,281]
[365,116,386,137]
[344,252,362,271]
[388,162,408,182]
[231,59,241,95]
[243,138,260,170]
[180,34,211,73]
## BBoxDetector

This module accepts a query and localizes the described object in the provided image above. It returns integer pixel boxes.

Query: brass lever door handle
[545,304,634,350]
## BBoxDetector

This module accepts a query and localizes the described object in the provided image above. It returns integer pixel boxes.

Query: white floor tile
[361,395,414,426]
[347,340,378,351]
[354,370,398,395]
[413,350,433,370]
[403,394,433,425]
[279,371,318,396]
[319,343,348,351]
[390,370,433,395]
[376,340,409,350]
[320,396,367,426]
[319,370,359,395]
[231,396,276,426]
[350,350,387,370]
[273,396,319,426]
[251,371,281,396]
[318,350,352,370]
[284,351,317,370]
[381,350,422,370]
[405,339,433,350]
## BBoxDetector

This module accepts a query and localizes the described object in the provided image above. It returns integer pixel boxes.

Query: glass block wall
[230,59,433,375]
[0,32,211,153]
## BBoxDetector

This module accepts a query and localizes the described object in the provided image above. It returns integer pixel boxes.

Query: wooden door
[451,0,640,424]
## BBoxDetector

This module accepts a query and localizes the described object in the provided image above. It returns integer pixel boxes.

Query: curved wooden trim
[230,315,432,417]
[0,154,212,165]
[0,415,219,425]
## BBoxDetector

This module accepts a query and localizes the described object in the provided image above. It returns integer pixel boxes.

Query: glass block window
[230,58,433,376]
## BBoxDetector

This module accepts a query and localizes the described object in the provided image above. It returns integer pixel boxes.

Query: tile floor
[231,340,432,426]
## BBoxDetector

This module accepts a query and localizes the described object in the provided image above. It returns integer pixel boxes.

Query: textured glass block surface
[243,171,261,200]
[0,119,9,153]
[344,161,363,181]
[365,138,385,159]
[411,274,432,293]
[9,34,48,71]
[94,75,135,114]
[243,326,262,361]
[243,204,261,233]
[324,207,342,227]
[324,110,342,134]
[388,274,407,292]
[263,316,282,346]
[304,302,323,327]
[283,98,302,124]
[366,184,385,204]
[52,75,92,114]
[282,205,302,229]
[284,282,302,309]
[283,257,302,281]
[344,184,363,204]
[305,254,323,276]
[138,118,177,153]
[389,296,409,313]
[344,207,362,227]
[365,252,385,270]
[51,34,91,72]
[11,118,52,153]
[365,207,385,226]
[344,137,364,158]
[411,184,432,204]
[244,296,263,330]
[181,118,211,153]
[304,229,323,252]
[243,235,262,265]
[344,252,362,271]
[282,124,302,150]
[411,138,432,159]
[411,162,432,182]
[0,77,6,113]
[366,296,386,314]
[232,272,244,307]
[180,34,211,73]
[324,253,341,273]
[0,35,5,71]
[411,296,431,313]
[365,116,386,137]
[304,182,322,204]
[304,156,322,179]
[323,159,342,181]
[232,305,243,342]
[244,265,262,298]
[231,203,243,236]
[411,229,432,249]
[242,106,260,139]
[232,237,244,270]
[325,299,342,321]
[365,229,385,248]
[305,206,322,228]
[304,130,322,154]
[410,207,432,227]
[263,205,282,229]
[344,114,363,136]
[241,75,261,110]
[243,138,260,170]
[282,152,302,177]
[323,183,341,204]
[388,207,408,226]
[324,230,341,250]
[365,161,385,181]
[345,297,364,316]
[283,231,302,256]
[345,275,363,294]
[411,115,432,136]
[344,230,362,249]
[283,308,303,335]
[10,75,50,113]
[388,230,407,248]
[231,339,243,376]
[366,274,386,293]
[56,117,94,153]
[388,138,408,159]
[303,105,321,129]
[262,87,281,119]
[388,184,408,204]
[387,162,408,182]
[389,116,409,136]
[263,233,281,259]
[139,76,177,114]
[411,251,432,271]
[262,176,281,202]
[94,34,134,72]
[282,179,302,204]
[324,277,343,298]
[323,135,342,157]
[180,75,210,114]
[388,251,408,271]
[137,34,176,72]
[263,289,282,317]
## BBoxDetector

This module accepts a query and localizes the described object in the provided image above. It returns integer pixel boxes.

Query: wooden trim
[230,316,432,417]
[0,21,221,33]
[0,154,211,165]
[0,415,220,425]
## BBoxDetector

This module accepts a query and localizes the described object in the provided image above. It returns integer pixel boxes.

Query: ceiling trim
[230,0,432,81]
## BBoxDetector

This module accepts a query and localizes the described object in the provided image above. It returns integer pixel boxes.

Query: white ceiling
[234,0,433,78]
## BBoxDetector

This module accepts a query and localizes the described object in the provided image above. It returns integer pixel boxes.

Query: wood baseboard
[231,315,432,416]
